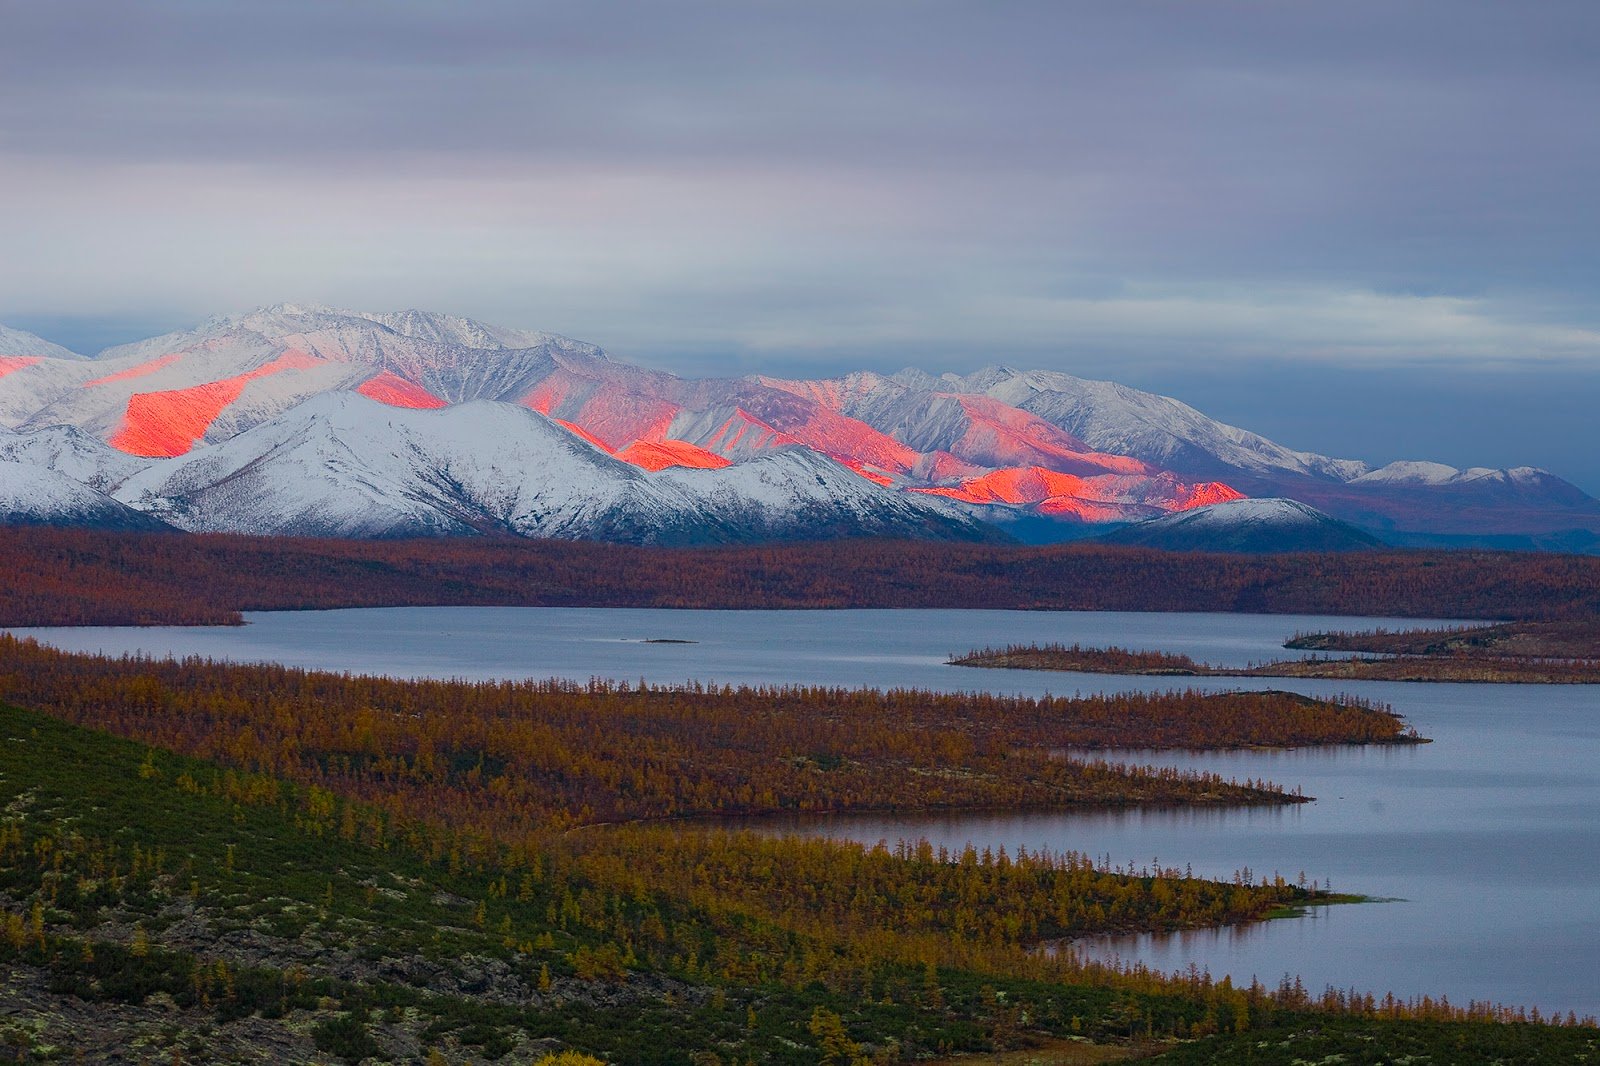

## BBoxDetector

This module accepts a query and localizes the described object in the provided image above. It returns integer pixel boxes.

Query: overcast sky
[3,1,1598,488]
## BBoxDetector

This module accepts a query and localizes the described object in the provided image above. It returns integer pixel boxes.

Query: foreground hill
[1,647,1592,1062]
[3,304,1594,546]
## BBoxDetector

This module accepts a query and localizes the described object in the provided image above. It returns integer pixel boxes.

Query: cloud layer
[4,0,1599,489]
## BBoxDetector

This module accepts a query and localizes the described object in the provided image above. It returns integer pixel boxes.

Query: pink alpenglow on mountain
[1,305,1594,547]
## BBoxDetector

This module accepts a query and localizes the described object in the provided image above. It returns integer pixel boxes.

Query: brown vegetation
[955,640,1600,684]
[1287,619,1600,659]
[0,634,1370,840]
[4,527,1600,627]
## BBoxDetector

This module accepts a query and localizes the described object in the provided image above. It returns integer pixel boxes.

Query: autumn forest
[3,529,1600,1062]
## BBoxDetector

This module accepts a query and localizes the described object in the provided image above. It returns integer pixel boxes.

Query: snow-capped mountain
[779,365,1598,541]
[1095,498,1383,553]
[657,447,991,542]
[0,460,170,531]
[0,324,82,361]
[0,304,1594,547]
[929,366,1369,481]
[107,393,995,544]
[0,424,153,493]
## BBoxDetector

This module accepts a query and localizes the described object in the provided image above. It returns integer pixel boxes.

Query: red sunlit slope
[0,356,41,380]
[914,466,1245,521]
[524,372,679,450]
[355,372,448,410]
[617,439,734,471]
[757,374,886,412]
[722,392,922,475]
[949,395,1153,476]
[108,350,324,457]
[757,374,1157,480]
[919,451,987,482]
[83,353,182,387]
[552,418,615,453]
[838,461,895,487]
[702,409,803,453]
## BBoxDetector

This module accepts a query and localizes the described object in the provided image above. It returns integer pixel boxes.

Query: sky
[3,1,1598,490]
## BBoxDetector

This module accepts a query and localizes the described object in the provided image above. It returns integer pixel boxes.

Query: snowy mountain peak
[0,323,82,360]
[1097,497,1382,553]
[1353,461,1561,488]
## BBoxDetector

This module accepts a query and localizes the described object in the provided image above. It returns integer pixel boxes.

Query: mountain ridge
[0,304,1594,548]
[1095,498,1385,553]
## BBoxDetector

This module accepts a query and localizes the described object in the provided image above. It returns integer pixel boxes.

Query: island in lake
[951,621,1600,684]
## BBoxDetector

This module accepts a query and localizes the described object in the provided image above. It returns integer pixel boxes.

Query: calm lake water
[10,607,1599,1017]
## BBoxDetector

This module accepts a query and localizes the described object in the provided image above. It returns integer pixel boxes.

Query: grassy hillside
[2,695,1596,1062]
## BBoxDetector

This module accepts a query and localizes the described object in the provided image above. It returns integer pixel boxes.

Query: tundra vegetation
[951,638,1600,684]
[2,637,1596,1062]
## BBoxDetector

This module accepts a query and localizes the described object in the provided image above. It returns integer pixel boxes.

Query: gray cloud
[4,1,1600,484]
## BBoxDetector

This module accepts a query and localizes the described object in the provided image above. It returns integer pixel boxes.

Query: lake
[9,606,1598,1017]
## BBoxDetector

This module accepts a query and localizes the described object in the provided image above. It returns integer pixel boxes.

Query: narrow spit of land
[0,633,1431,829]
[7,702,1585,1065]
[952,624,1600,685]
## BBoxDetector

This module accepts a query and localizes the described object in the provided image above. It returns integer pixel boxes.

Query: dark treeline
[4,527,1600,627]
[0,635,1408,838]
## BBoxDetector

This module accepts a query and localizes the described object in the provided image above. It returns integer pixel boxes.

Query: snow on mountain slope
[616,439,732,471]
[1096,498,1383,553]
[75,306,597,444]
[11,329,360,447]
[349,308,581,354]
[913,466,1242,521]
[112,393,700,540]
[657,447,1000,542]
[2,308,1215,529]
[0,425,152,492]
[852,365,1600,537]
[757,371,1153,478]
[0,354,110,429]
[528,357,929,478]
[110,393,994,544]
[3,307,1595,544]
[0,325,82,361]
[1351,460,1464,486]
[0,461,171,531]
[1351,461,1588,502]
[928,367,1369,481]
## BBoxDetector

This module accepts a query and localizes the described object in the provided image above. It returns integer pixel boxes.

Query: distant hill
[1095,498,1384,553]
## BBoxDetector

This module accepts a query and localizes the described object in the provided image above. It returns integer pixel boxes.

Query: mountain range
[1,303,1595,550]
